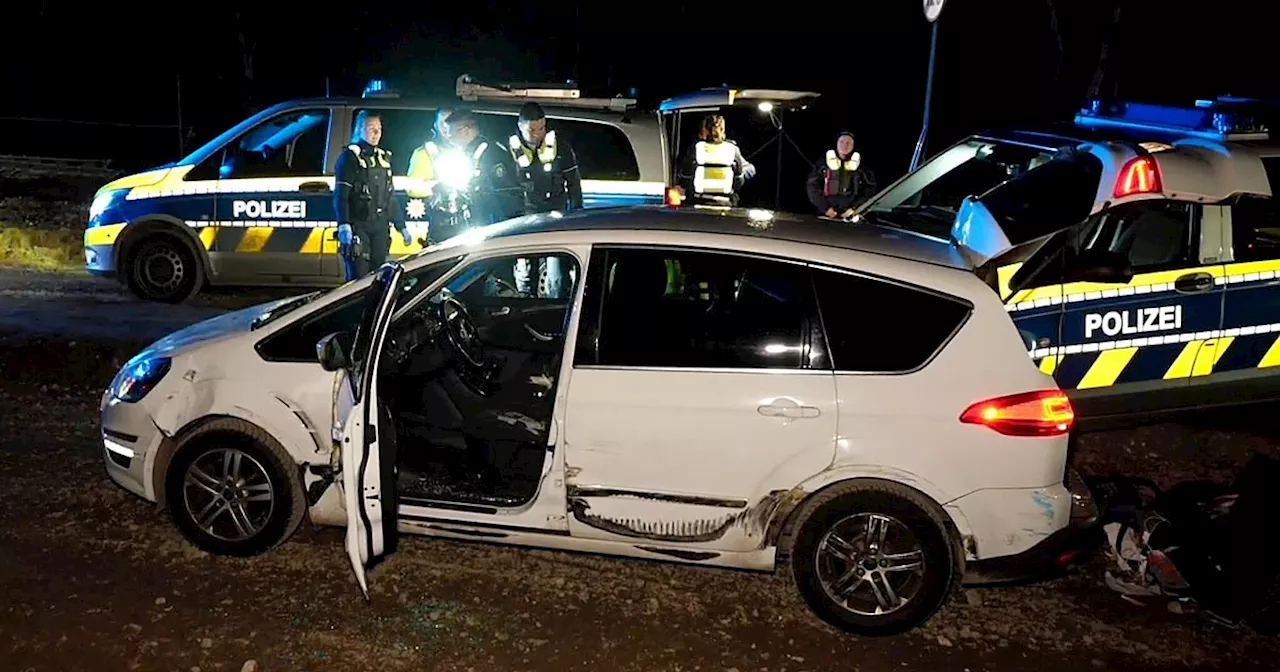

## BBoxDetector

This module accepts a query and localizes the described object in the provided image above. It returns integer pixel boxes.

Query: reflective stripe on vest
[347,144,392,169]
[823,149,861,197]
[693,140,736,195]
[508,130,558,171]
[824,149,860,172]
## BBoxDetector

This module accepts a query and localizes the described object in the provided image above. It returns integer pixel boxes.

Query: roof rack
[1074,96,1272,142]
[454,74,636,112]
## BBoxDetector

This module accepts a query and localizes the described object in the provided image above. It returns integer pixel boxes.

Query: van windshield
[861,140,1056,239]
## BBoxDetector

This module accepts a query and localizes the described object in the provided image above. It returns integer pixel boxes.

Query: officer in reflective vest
[406,108,454,199]
[436,109,523,240]
[333,111,412,281]
[508,102,583,298]
[678,114,755,206]
[805,131,876,219]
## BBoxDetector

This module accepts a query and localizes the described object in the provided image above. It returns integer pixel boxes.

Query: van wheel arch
[116,218,210,302]
[772,477,966,578]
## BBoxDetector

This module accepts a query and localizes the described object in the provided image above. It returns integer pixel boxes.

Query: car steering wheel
[434,296,485,368]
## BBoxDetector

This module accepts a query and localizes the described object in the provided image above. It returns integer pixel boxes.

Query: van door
[213,107,337,282]
[329,262,404,596]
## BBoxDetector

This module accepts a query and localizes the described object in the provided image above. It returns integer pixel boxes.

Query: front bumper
[100,389,165,502]
[84,222,125,275]
[961,468,1100,585]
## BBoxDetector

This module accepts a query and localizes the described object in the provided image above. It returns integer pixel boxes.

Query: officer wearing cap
[333,110,412,280]
[806,131,876,219]
[507,102,583,298]
[436,109,523,241]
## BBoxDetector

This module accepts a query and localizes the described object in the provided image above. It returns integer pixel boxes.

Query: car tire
[164,418,307,558]
[788,480,957,637]
[125,233,204,303]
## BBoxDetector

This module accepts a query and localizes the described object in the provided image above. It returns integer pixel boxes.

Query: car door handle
[757,400,821,419]
[299,181,331,193]
[488,306,511,316]
[1174,272,1215,294]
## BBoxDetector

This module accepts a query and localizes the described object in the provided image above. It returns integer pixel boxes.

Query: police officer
[334,111,413,281]
[805,131,876,219]
[678,114,755,206]
[438,109,523,239]
[405,107,454,199]
[508,102,583,298]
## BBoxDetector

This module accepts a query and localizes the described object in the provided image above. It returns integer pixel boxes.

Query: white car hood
[131,296,301,361]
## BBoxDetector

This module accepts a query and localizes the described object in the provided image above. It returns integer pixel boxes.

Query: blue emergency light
[362,79,399,98]
[1074,97,1271,141]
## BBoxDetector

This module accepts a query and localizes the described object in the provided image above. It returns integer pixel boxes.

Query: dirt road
[1,272,1278,671]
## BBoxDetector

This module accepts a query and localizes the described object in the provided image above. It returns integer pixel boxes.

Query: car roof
[422,205,971,270]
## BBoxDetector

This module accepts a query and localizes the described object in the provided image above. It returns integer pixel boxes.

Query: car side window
[811,268,971,373]
[580,247,811,369]
[256,256,461,362]
[349,107,437,175]
[1230,195,1280,263]
[220,109,332,180]
[551,119,640,181]
[1077,201,1198,273]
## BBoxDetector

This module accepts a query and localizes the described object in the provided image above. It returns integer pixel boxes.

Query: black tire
[125,233,204,303]
[788,480,957,636]
[164,418,306,557]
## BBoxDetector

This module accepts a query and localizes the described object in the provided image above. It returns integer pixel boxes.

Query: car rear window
[811,268,972,373]
[976,151,1104,246]
[476,113,640,181]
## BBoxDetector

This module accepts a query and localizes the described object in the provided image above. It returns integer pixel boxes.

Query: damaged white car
[99,206,1095,636]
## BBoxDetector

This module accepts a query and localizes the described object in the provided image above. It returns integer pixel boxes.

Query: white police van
[83,76,673,302]
[857,96,1280,427]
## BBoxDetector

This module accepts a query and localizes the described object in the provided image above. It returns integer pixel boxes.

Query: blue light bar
[363,79,398,98]
[1074,97,1270,141]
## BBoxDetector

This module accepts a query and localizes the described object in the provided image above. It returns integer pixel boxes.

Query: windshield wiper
[250,291,322,330]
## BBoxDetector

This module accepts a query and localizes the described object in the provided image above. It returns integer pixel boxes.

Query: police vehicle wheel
[788,481,956,636]
[126,235,204,303]
[165,418,307,558]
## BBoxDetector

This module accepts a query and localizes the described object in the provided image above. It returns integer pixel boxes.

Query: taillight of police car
[959,389,1075,436]
[1114,155,1162,198]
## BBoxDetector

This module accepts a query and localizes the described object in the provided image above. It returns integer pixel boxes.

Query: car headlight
[88,188,126,224]
[111,356,171,403]
[435,150,473,191]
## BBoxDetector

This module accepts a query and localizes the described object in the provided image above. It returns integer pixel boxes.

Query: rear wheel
[125,234,204,303]
[165,419,306,557]
[789,481,957,636]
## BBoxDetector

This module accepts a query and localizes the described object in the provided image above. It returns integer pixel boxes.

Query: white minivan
[99,205,1095,636]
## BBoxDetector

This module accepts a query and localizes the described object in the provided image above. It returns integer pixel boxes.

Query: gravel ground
[2,270,1280,671]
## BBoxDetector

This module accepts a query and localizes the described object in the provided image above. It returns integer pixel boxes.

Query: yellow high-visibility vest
[693,141,736,195]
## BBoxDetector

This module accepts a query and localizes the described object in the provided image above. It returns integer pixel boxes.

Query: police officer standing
[334,111,413,281]
[805,131,876,219]
[678,115,755,206]
[438,109,523,239]
[405,107,455,198]
[508,102,583,298]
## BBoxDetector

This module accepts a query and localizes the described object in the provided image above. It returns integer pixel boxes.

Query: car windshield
[861,139,1057,239]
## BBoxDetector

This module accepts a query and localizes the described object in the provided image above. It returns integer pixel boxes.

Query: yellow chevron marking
[1259,334,1280,368]
[1164,341,1203,379]
[321,228,340,255]
[198,227,216,251]
[1190,337,1234,377]
[300,228,326,254]
[236,227,273,253]
[83,223,126,247]
[1038,354,1063,375]
[1077,347,1138,389]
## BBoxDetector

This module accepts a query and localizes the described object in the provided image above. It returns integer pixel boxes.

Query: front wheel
[789,481,957,636]
[165,419,306,557]
[125,234,204,303]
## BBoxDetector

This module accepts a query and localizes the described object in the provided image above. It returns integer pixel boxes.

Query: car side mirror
[316,331,354,371]
[1063,249,1133,284]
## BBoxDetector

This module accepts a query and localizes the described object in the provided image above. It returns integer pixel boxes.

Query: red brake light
[959,389,1074,437]
[1113,155,1162,198]
[665,185,684,206]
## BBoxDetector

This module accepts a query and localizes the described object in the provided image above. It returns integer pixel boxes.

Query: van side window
[1230,194,1280,263]
[349,108,438,175]
[552,119,640,181]
[811,269,970,373]
[220,109,331,180]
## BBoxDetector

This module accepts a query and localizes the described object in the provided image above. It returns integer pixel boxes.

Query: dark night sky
[2,0,1274,189]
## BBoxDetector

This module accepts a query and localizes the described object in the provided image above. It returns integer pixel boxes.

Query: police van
[83,76,674,302]
[857,97,1280,427]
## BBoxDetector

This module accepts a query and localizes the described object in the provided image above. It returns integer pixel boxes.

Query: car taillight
[959,389,1074,437]
[1113,155,1162,198]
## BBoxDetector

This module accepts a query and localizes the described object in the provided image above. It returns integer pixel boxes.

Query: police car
[857,97,1280,428]
[96,205,1095,636]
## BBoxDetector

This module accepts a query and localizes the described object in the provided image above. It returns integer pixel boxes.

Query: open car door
[323,262,404,597]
